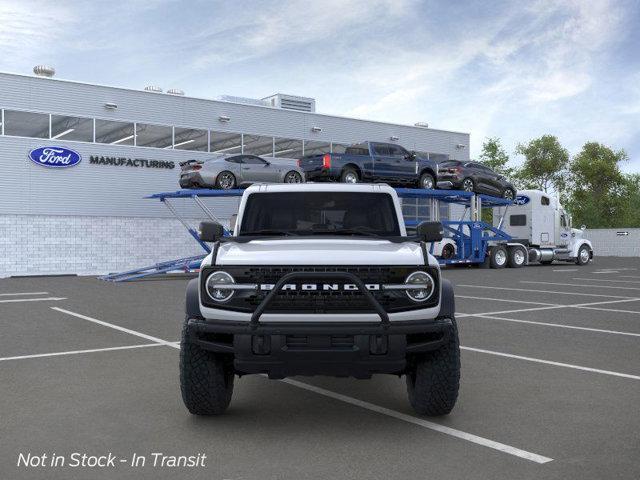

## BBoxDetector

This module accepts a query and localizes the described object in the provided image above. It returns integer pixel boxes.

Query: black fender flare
[185,278,203,319]
[438,278,455,319]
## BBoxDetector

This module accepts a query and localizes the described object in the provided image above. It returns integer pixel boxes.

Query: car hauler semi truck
[494,189,593,265]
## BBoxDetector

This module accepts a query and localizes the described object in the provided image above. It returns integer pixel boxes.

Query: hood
[571,228,585,239]
[214,238,429,266]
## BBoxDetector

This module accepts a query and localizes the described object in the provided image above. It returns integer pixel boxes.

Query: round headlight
[404,271,435,302]
[206,271,235,302]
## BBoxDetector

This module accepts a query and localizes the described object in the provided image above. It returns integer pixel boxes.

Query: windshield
[239,192,401,237]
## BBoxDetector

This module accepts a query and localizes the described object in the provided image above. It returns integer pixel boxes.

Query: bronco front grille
[200,265,439,313]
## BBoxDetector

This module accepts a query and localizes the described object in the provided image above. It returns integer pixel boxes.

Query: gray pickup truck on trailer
[181,183,460,416]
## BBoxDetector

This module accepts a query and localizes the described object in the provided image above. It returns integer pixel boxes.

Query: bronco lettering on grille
[258,284,381,291]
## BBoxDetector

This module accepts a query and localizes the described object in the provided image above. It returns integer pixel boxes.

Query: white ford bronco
[181,183,460,415]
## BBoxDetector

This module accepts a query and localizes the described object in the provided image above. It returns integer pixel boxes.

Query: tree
[478,137,514,177]
[515,135,569,193]
[566,142,628,228]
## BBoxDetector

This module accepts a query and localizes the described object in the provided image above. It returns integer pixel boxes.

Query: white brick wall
[0,214,219,277]
[583,228,640,257]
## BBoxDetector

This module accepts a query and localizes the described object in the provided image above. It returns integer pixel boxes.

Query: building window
[331,143,349,154]
[95,119,135,145]
[135,123,173,148]
[303,140,330,156]
[273,137,303,159]
[50,114,94,142]
[243,134,274,156]
[173,127,208,151]
[210,131,242,154]
[3,110,50,139]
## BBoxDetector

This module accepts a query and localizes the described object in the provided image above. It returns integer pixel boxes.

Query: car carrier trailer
[100,187,592,282]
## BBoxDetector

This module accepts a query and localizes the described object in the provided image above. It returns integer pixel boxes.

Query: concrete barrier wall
[583,228,640,257]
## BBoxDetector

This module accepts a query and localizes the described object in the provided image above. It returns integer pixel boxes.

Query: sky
[1,0,639,171]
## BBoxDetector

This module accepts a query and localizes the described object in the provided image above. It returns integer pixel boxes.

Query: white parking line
[456,284,636,299]
[572,278,640,284]
[521,281,640,291]
[47,308,555,463]
[461,314,640,338]
[574,305,640,315]
[457,295,558,306]
[461,347,640,380]
[552,269,578,272]
[281,378,553,464]
[51,307,176,346]
[0,292,49,296]
[0,343,162,362]
[0,297,67,304]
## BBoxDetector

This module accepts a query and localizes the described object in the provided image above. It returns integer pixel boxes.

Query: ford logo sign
[514,195,530,205]
[28,146,82,168]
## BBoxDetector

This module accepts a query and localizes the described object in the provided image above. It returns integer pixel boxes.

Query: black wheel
[461,178,475,192]
[576,245,591,265]
[419,172,435,190]
[489,245,507,269]
[215,171,236,190]
[507,246,526,268]
[284,171,303,183]
[406,318,460,416]
[441,243,455,260]
[180,318,234,415]
[340,168,359,184]
[502,188,515,200]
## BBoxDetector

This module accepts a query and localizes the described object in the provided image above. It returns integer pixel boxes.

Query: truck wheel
[406,318,460,416]
[340,168,359,184]
[419,172,435,190]
[576,245,591,265]
[489,245,507,268]
[502,188,516,200]
[507,246,526,268]
[180,318,234,415]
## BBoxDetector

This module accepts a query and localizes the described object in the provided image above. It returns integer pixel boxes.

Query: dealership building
[0,68,470,277]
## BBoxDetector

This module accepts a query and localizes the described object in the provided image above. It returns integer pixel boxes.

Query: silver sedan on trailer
[179,154,305,190]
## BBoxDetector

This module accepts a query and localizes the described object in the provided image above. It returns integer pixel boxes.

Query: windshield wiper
[239,229,298,236]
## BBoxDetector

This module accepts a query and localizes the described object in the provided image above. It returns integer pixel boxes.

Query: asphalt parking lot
[2,257,639,480]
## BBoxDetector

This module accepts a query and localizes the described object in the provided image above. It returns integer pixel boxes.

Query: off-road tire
[406,318,460,416]
[340,168,359,184]
[180,318,234,415]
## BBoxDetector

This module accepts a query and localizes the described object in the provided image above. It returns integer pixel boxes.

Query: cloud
[0,1,76,67]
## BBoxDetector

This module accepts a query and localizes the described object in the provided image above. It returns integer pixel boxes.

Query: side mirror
[416,221,444,242]
[199,221,225,242]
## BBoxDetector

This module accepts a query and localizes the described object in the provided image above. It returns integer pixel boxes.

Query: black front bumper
[186,317,453,379]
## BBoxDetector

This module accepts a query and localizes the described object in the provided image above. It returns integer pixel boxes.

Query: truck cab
[496,189,593,265]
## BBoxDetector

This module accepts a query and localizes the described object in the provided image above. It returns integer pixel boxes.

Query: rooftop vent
[217,95,270,107]
[414,122,429,128]
[167,88,185,96]
[144,85,163,93]
[33,65,55,78]
[262,93,316,113]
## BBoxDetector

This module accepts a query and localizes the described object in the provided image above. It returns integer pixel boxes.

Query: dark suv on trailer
[437,160,516,199]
